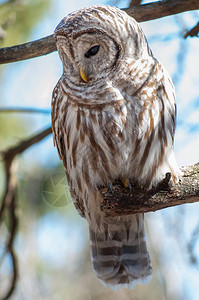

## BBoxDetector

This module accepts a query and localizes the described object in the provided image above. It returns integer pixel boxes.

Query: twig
[0,107,51,114]
[0,126,52,300]
[100,164,199,216]
[0,0,199,64]
[0,157,18,300]
[184,21,199,38]
[1,126,52,162]
[0,126,52,221]
[5,248,18,300]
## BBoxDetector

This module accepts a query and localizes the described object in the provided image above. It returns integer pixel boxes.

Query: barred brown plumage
[51,4,179,290]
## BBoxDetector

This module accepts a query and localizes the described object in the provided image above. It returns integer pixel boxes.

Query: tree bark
[100,164,199,216]
[0,35,56,64]
[124,0,199,22]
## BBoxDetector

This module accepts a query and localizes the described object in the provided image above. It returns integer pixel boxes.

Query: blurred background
[0,0,199,299]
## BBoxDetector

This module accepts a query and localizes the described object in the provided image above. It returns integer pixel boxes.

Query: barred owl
[52,5,179,290]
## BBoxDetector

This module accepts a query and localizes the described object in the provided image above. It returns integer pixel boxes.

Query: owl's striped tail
[89,214,152,291]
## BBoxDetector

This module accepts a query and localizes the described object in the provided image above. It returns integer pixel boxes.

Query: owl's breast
[62,98,135,191]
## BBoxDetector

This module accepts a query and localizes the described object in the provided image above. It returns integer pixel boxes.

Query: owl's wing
[127,60,177,187]
[51,79,65,160]
[51,80,85,217]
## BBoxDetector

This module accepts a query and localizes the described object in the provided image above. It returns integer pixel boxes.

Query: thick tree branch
[0,0,199,64]
[100,164,199,216]
[129,0,143,6]
[0,34,56,64]
[124,0,199,22]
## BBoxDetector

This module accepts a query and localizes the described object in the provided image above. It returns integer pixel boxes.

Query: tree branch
[1,126,52,163]
[0,107,51,114]
[0,34,56,64]
[100,164,199,216]
[0,0,199,64]
[124,0,199,22]
[184,21,199,38]
[0,126,52,300]
[129,0,143,7]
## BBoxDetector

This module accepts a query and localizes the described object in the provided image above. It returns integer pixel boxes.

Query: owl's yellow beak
[80,68,88,83]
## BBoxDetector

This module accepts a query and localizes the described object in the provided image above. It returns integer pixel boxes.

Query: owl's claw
[121,178,132,191]
[108,183,113,193]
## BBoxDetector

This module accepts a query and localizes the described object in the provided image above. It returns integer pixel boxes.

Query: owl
[51,5,179,290]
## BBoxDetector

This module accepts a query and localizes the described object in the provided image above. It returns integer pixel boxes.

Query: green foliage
[0,114,31,149]
[0,0,52,147]
[0,0,52,144]
[0,0,53,210]
[0,0,51,47]
[18,163,72,216]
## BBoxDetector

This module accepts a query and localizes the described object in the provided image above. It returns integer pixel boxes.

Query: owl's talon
[121,178,132,191]
[108,183,113,193]
[121,178,129,188]
[128,183,132,192]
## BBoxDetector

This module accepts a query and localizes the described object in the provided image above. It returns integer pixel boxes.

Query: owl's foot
[101,180,131,194]
[108,183,113,193]
[121,178,132,191]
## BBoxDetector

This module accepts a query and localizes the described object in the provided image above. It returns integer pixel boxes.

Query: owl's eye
[85,45,100,58]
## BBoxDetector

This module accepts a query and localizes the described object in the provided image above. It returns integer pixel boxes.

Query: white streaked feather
[52,4,179,291]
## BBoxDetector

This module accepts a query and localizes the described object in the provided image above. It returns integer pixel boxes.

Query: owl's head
[54,5,150,84]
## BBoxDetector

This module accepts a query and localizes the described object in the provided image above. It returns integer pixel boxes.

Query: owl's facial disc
[73,32,120,83]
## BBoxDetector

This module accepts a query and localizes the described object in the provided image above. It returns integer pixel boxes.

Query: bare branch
[0,0,199,65]
[0,107,51,114]
[4,248,18,300]
[0,126,52,300]
[129,0,142,6]
[1,126,52,162]
[124,0,199,22]
[100,164,199,217]
[0,125,52,226]
[0,158,18,300]
[184,21,199,38]
[0,34,56,64]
